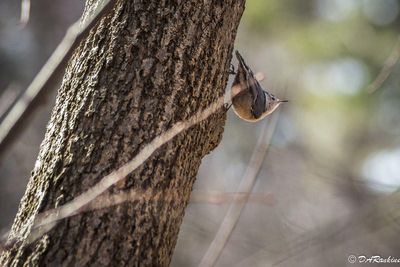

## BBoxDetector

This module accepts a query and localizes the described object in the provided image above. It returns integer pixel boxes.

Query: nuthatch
[228,50,288,122]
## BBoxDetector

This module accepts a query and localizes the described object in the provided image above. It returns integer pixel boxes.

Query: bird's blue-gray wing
[249,81,266,119]
[235,50,266,119]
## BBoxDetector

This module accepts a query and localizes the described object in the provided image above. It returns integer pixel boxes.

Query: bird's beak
[278,100,289,103]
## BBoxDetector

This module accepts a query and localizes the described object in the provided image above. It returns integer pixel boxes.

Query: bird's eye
[272,96,275,100]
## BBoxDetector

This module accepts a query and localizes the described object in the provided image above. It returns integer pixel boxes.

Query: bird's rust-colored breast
[231,90,256,121]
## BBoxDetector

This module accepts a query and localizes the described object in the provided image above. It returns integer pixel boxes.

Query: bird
[229,50,288,122]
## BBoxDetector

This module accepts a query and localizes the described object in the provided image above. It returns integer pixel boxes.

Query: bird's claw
[224,102,233,111]
[228,64,236,75]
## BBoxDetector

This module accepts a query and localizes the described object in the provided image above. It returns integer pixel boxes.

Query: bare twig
[19,0,31,27]
[1,96,225,247]
[367,36,400,94]
[3,75,278,247]
[198,110,281,267]
[0,69,279,250]
[0,0,115,158]
[86,191,275,210]
[235,192,400,267]
[37,190,275,222]
[0,188,274,252]
[190,191,275,205]
[32,95,225,230]
[0,84,23,119]
[0,96,227,251]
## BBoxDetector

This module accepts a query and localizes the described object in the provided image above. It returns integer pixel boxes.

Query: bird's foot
[224,102,233,111]
[228,64,236,75]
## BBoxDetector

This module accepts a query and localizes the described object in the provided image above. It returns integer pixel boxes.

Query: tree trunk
[1,0,245,266]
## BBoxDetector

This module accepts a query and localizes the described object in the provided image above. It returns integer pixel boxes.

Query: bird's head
[266,94,288,115]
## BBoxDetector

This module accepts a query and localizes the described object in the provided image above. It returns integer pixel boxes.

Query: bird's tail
[235,50,252,74]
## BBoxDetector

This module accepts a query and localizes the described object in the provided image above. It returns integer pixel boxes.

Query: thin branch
[198,110,281,267]
[190,191,275,205]
[33,95,225,230]
[0,0,115,158]
[0,84,22,119]
[39,190,275,220]
[0,95,227,251]
[0,189,274,252]
[19,0,31,27]
[0,87,249,249]
[367,36,400,94]
[235,193,400,267]
[0,69,277,250]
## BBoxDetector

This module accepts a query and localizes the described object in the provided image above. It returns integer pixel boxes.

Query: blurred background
[1,0,400,266]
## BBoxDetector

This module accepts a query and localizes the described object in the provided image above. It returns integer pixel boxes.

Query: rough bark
[1,0,245,266]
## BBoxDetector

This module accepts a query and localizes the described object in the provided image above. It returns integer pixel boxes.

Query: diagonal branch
[19,0,31,27]
[33,95,225,229]
[198,110,281,267]
[0,0,115,158]
[1,95,225,250]
[367,36,400,94]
